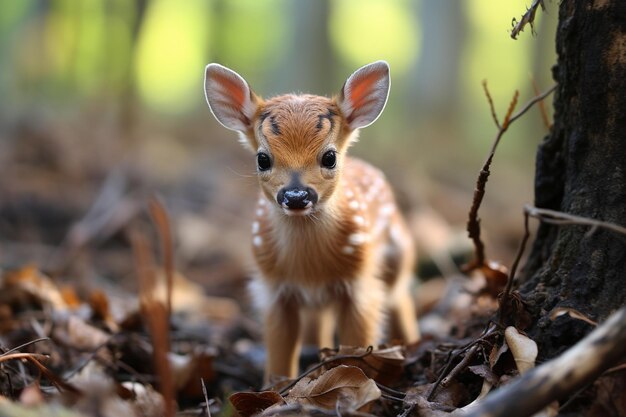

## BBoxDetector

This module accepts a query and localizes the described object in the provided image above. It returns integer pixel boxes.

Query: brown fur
[204,62,420,382]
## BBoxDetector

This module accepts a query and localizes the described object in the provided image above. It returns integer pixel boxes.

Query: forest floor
[0,113,623,417]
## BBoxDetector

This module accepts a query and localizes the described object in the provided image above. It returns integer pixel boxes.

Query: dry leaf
[2,265,67,310]
[481,261,509,297]
[468,364,499,386]
[53,315,111,351]
[285,365,381,411]
[229,391,285,417]
[318,345,404,385]
[549,307,598,326]
[504,326,538,375]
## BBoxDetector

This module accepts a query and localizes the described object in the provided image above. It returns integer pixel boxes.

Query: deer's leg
[386,219,420,343]
[264,298,301,382]
[337,279,384,347]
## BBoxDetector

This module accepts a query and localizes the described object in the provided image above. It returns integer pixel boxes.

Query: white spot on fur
[251,221,260,234]
[380,204,395,216]
[253,235,263,247]
[256,208,265,217]
[353,215,365,226]
[348,233,368,245]
[342,245,355,255]
[258,199,266,206]
[349,200,359,210]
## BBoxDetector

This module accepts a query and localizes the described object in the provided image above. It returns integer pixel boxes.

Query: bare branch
[482,80,501,129]
[526,205,626,237]
[149,195,175,319]
[511,0,546,40]
[464,85,556,272]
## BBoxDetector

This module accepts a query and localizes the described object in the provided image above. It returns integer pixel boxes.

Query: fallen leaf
[54,315,111,351]
[588,370,626,417]
[549,307,598,326]
[2,265,67,310]
[504,326,538,375]
[318,345,404,385]
[468,364,499,386]
[481,261,509,297]
[229,391,285,417]
[285,365,381,411]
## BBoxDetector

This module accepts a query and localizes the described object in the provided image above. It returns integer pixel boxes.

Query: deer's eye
[257,152,272,171]
[321,150,336,169]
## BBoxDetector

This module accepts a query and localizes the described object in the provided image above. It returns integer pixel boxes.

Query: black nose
[277,187,317,209]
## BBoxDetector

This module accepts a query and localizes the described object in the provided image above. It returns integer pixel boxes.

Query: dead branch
[148,195,175,318]
[461,306,626,417]
[130,229,175,417]
[464,85,555,273]
[525,205,626,236]
[531,78,552,130]
[511,0,545,40]
[427,324,499,401]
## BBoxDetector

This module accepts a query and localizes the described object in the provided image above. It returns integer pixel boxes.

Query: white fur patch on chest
[248,276,353,311]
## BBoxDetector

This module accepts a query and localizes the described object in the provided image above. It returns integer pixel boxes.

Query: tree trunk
[521,0,626,360]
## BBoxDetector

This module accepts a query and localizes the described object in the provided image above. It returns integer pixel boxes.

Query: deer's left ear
[338,61,390,130]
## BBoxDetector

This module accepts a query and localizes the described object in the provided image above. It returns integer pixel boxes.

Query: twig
[464,85,556,273]
[525,205,626,237]
[441,345,479,388]
[511,0,545,40]
[0,353,80,394]
[426,324,499,401]
[149,195,175,319]
[130,228,175,417]
[531,78,552,130]
[499,209,531,323]
[0,337,50,356]
[482,80,500,129]
[201,378,212,417]
[464,306,626,417]
[277,346,374,395]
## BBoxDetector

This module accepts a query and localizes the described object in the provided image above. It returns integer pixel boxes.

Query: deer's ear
[338,61,390,130]
[204,64,259,132]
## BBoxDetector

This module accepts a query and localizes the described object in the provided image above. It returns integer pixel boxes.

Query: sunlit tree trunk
[521,0,626,359]
[278,0,333,94]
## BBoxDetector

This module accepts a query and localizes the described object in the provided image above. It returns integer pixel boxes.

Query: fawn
[203,61,419,381]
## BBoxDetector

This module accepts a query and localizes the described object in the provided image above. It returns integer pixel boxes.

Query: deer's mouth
[282,202,314,217]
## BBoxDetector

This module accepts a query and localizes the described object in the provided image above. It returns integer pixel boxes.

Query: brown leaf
[481,261,509,297]
[318,345,404,385]
[2,265,67,310]
[588,371,626,417]
[550,307,598,326]
[229,391,285,417]
[285,365,381,411]
[468,364,499,386]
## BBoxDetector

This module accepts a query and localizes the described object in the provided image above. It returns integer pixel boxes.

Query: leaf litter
[1,83,620,417]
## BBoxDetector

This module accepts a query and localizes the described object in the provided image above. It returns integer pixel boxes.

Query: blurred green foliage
[0,0,557,170]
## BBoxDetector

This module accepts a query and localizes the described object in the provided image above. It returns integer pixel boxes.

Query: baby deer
[204,61,419,381]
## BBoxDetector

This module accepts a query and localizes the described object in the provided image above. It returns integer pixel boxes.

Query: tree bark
[521,0,626,360]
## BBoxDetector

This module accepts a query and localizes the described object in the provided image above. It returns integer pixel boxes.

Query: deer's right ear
[204,64,259,132]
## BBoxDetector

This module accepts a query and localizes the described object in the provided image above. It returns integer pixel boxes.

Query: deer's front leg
[337,279,384,347]
[264,297,302,382]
